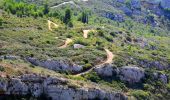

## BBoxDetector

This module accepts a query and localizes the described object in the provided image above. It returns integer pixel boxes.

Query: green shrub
[0,18,2,26]
[75,38,89,46]
[166,83,170,91]
[29,64,35,68]
[131,90,150,100]
[105,35,113,42]
[83,63,92,70]
[0,65,5,72]
[126,36,132,42]
[98,30,104,37]
[3,0,48,18]
[84,72,101,83]
[68,21,73,27]
[114,57,126,67]
[143,84,154,92]
[110,32,117,37]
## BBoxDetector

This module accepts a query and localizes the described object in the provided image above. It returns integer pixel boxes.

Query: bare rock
[95,64,118,77]
[6,78,28,95]
[73,44,85,49]
[153,73,168,84]
[119,66,145,83]
[0,55,20,60]
[26,58,83,73]
[0,74,128,100]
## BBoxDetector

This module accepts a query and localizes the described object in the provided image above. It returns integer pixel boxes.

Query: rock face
[26,57,83,73]
[161,0,170,9]
[95,65,145,84]
[119,66,145,84]
[139,60,169,70]
[73,44,85,49]
[153,73,169,84]
[0,74,128,100]
[103,12,124,22]
[0,55,20,60]
[159,74,168,84]
[95,64,118,77]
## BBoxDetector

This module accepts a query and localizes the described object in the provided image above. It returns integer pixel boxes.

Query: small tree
[43,2,49,15]
[81,11,88,24]
[63,9,71,24]
[0,18,2,26]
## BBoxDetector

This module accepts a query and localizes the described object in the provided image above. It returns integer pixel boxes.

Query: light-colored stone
[26,58,83,73]
[95,64,118,77]
[0,74,128,100]
[73,44,85,49]
[159,74,168,84]
[119,66,145,83]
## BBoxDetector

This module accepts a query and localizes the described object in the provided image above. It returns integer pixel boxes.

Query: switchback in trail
[74,49,115,76]
[58,38,73,49]
[48,20,59,31]
[83,30,96,38]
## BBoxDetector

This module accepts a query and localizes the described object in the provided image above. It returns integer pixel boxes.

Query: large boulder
[119,66,145,84]
[95,64,119,77]
[159,74,168,84]
[73,44,85,49]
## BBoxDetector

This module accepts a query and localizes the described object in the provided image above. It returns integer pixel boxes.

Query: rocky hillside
[0,0,170,100]
[0,74,127,100]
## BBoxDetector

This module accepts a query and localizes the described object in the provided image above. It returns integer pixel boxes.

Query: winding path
[50,1,80,9]
[75,49,115,76]
[83,30,95,38]
[48,20,59,31]
[58,38,73,49]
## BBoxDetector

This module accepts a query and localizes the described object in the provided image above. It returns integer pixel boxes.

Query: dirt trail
[48,20,59,31]
[50,1,80,9]
[102,49,115,64]
[59,38,73,49]
[83,30,95,38]
[74,49,115,76]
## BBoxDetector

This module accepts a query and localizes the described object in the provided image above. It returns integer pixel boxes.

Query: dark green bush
[0,18,2,26]
[83,63,92,70]
[110,32,117,37]
[114,57,126,67]
[84,72,101,83]
[126,36,132,42]
[0,65,5,72]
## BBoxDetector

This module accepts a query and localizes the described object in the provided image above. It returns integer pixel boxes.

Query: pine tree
[0,18,2,26]
[43,2,49,15]
[63,9,71,24]
[81,11,88,24]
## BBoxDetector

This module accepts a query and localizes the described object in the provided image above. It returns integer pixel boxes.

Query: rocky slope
[0,0,170,99]
[0,74,127,100]
[95,64,169,84]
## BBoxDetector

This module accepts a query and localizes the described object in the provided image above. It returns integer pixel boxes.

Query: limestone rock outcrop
[0,74,128,100]
[95,64,118,77]
[26,58,83,73]
[119,66,145,83]
[95,64,145,84]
